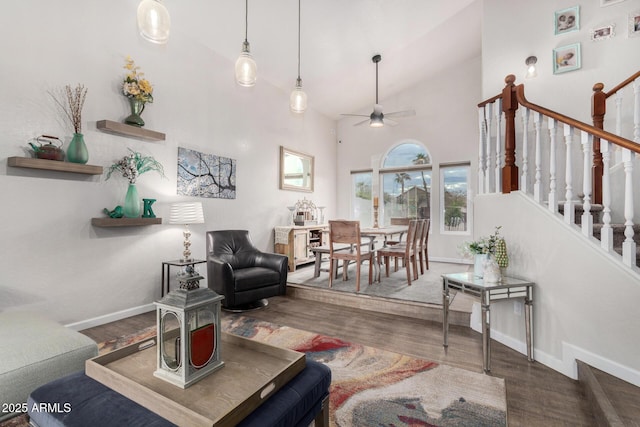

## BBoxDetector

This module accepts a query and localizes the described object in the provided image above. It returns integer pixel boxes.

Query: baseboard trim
[64,303,155,331]
[470,300,640,387]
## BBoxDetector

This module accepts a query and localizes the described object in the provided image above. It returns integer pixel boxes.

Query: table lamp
[169,202,205,262]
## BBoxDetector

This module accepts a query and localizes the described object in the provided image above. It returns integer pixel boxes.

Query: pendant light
[235,0,257,87]
[290,0,307,113]
[137,0,171,44]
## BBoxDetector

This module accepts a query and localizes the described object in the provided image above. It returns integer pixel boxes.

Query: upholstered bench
[27,359,331,427]
[0,312,98,422]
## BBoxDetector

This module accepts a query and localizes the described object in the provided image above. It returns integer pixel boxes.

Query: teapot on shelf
[28,135,65,161]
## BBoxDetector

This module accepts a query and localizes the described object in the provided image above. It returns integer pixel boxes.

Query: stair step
[577,360,640,426]
[558,203,604,225]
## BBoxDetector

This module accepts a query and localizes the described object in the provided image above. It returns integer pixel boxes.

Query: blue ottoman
[27,360,331,427]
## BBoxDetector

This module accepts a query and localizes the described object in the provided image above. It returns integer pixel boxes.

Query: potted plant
[461,226,508,278]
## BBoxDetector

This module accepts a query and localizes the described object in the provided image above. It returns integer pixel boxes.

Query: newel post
[591,83,606,205]
[502,75,519,193]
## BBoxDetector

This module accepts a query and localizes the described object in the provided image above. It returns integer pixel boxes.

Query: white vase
[483,256,502,283]
[474,254,488,278]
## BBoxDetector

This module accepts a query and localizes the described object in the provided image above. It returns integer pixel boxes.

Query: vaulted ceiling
[171,0,482,119]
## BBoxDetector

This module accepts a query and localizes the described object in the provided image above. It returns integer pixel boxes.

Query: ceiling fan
[341,54,416,127]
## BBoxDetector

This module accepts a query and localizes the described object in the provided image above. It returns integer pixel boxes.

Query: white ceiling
[170,0,482,119]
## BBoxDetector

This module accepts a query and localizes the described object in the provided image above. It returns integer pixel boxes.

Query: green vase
[125,98,145,127]
[123,184,141,218]
[67,133,88,164]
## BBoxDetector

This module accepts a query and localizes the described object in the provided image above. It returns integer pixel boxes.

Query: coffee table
[84,332,307,426]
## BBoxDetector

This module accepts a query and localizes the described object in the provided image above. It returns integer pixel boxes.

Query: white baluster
[548,119,558,212]
[484,103,493,193]
[533,111,543,203]
[600,140,614,252]
[634,77,640,144]
[478,107,486,194]
[581,131,593,237]
[622,148,636,267]
[494,98,503,194]
[521,107,530,193]
[563,124,575,224]
[614,90,624,164]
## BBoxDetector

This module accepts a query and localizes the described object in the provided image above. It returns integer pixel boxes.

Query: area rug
[1,315,507,427]
[288,260,471,306]
[224,315,507,427]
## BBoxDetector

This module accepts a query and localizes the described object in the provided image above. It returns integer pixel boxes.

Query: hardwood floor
[80,296,596,426]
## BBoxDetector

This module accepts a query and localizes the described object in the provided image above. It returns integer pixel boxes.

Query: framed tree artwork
[177,147,237,199]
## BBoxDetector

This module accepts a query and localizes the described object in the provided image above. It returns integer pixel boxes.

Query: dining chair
[376,219,419,285]
[328,220,375,292]
[418,219,430,274]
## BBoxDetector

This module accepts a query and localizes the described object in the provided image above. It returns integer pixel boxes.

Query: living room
[2,0,640,425]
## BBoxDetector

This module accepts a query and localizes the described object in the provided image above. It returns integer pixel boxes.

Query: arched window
[379,142,431,225]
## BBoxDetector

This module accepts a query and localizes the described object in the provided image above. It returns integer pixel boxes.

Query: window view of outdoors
[441,165,469,232]
[380,143,431,226]
[351,171,373,227]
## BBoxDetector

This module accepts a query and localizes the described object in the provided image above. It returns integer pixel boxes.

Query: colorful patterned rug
[223,315,507,427]
[1,315,507,427]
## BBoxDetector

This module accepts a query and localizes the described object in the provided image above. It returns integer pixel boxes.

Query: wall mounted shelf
[7,157,103,175]
[91,217,162,227]
[96,120,165,142]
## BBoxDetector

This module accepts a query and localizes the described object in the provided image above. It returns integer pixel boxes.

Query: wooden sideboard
[274,225,328,272]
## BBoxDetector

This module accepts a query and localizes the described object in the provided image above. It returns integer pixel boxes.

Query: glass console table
[442,272,534,372]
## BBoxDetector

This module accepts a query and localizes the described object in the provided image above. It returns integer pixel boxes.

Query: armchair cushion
[207,230,288,309]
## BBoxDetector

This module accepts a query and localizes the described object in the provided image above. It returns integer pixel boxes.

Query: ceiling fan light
[137,0,170,44]
[290,78,307,113]
[235,42,257,87]
[370,116,384,127]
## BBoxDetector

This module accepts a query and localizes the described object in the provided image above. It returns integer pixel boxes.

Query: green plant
[461,226,504,256]
[106,149,165,184]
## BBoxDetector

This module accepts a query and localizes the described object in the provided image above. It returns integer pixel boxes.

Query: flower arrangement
[122,56,154,103]
[50,84,88,134]
[461,226,503,256]
[106,149,165,184]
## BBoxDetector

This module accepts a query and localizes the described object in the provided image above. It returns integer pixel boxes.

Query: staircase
[477,72,640,426]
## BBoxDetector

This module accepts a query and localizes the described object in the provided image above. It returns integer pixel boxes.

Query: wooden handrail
[477,93,501,108]
[604,70,640,98]
[515,84,640,154]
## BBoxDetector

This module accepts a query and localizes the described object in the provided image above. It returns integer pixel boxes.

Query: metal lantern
[154,287,224,388]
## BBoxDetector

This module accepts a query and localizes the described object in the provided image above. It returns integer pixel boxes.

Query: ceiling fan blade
[340,113,369,117]
[354,118,371,126]
[385,118,399,127]
[385,109,416,118]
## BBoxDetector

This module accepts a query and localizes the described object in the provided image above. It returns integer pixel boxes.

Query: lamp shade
[290,79,307,113]
[137,0,171,44]
[169,203,204,225]
[235,44,257,87]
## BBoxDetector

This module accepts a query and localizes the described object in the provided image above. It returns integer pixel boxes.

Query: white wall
[482,0,640,126]
[473,192,640,386]
[336,55,482,260]
[0,1,336,325]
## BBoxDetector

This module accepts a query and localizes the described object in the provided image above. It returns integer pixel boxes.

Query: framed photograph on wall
[600,0,626,7]
[553,43,581,74]
[630,11,640,37]
[555,6,580,35]
[591,24,615,41]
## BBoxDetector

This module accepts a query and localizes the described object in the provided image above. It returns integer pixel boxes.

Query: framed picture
[600,0,626,6]
[555,6,580,35]
[630,11,640,38]
[553,43,581,74]
[591,24,615,41]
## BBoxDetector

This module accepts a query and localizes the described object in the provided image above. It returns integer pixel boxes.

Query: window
[440,164,470,233]
[351,171,373,227]
[380,142,431,226]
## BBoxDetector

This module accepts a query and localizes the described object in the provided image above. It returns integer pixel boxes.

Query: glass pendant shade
[137,0,170,44]
[290,79,307,113]
[235,42,257,87]
[525,56,537,79]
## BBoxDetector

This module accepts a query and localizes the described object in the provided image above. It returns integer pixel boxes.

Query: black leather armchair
[206,230,288,310]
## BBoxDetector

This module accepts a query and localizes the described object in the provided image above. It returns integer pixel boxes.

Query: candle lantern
[154,287,224,388]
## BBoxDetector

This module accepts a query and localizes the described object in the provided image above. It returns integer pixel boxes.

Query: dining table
[360,225,408,247]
